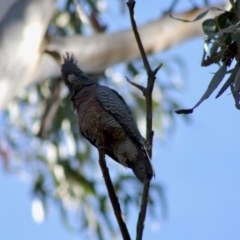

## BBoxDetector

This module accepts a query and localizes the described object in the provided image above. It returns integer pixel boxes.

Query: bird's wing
[96,85,145,149]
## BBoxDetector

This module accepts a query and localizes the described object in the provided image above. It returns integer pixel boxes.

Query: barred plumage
[61,53,154,183]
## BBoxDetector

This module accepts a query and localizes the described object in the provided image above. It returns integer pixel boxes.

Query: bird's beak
[68,74,77,83]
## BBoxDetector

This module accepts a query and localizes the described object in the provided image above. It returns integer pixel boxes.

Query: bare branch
[126,0,152,75]
[125,77,146,96]
[136,180,150,240]
[97,130,131,240]
[153,63,163,75]
[126,1,160,239]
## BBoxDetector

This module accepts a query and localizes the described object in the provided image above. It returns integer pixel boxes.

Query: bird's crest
[61,53,97,97]
[61,52,84,83]
[63,52,78,66]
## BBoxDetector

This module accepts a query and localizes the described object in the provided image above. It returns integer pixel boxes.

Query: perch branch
[98,131,131,240]
[136,180,150,240]
[126,1,162,239]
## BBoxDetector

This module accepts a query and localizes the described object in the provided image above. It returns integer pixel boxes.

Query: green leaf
[192,64,227,109]
[215,11,237,31]
[127,62,139,76]
[216,64,239,98]
[209,41,220,56]
[202,19,216,35]
[201,50,225,67]
[234,66,240,91]
[176,64,227,114]
[175,108,193,114]
[170,9,211,22]
[201,39,210,65]
[237,32,240,58]
[214,24,239,35]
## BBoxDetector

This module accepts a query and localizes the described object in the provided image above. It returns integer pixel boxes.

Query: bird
[61,53,154,183]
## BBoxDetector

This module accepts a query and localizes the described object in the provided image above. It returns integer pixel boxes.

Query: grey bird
[61,53,154,183]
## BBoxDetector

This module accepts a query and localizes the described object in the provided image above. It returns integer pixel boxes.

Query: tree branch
[43,5,224,75]
[97,131,131,240]
[136,180,150,240]
[125,77,146,96]
[126,0,151,75]
[0,2,227,110]
[126,1,162,239]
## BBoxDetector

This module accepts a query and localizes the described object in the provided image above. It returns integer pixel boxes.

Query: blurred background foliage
[0,0,231,239]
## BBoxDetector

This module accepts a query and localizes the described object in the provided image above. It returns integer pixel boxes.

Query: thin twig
[126,0,151,75]
[126,1,163,240]
[98,131,131,240]
[125,76,146,96]
[153,63,163,75]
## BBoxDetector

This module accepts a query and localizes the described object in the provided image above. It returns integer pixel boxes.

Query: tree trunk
[0,0,57,110]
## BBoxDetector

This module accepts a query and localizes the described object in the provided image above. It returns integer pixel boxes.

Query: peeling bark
[0,0,57,110]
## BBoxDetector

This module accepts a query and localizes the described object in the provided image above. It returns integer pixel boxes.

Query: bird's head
[61,53,95,96]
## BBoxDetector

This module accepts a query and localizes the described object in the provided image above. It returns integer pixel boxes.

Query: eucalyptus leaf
[170,9,211,22]
[192,64,227,110]
[201,50,225,67]
[176,64,227,114]
[216,63,239,98]
[202,19,216,35]
[226,68,234,74]
[215,11,237,31]
[201,39,210,66]
[237,32,240,58]
[209,41,220,56]
[212,24,239,37]
[234,67,240,91]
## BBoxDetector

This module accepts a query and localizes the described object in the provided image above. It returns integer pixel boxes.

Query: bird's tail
[130,149,154,183]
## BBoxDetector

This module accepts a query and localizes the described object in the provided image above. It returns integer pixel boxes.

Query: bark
[0,0,57,110]
[0,1,228,110]
[45,8,218,73]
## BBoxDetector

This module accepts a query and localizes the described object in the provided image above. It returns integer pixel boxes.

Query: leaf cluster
[175,0,240,114]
